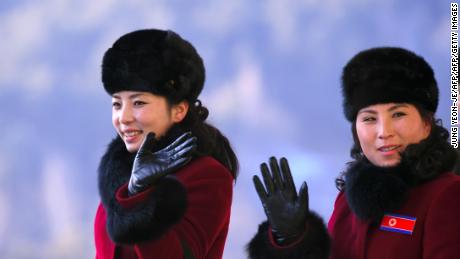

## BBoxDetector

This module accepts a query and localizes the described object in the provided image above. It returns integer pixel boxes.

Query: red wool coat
[328,172,460,259]
[94,156,233,259]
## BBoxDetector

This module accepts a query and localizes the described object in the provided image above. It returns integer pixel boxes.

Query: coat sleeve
[108,176,188,243]
[423,179,460,258]
[112,157,234,259]
[246,211,330,259]
[98,136,189,244]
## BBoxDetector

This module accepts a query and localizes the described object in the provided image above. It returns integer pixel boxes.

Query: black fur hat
[101,29,205,103]
[341,47,438,122]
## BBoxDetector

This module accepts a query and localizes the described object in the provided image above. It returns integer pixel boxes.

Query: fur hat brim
[341,47,438,121]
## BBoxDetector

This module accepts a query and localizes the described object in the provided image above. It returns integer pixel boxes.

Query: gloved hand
[253,156,309,245]
[128,132,197,195]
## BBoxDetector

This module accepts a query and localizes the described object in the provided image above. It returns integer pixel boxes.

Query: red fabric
[94,156,234,259]
[115,183,155,209]
[94,203,116,259]
[328,172,460,259]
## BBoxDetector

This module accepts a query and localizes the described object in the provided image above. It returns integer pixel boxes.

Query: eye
[134,100,147,106]
[362,116,376,122]
[112,102,121,109]
[393,112,406,118]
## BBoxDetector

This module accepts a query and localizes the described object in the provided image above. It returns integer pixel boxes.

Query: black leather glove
[128,132,197,195]
[253,156,309,245]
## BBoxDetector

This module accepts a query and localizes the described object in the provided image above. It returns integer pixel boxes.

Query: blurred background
[0,0,454,258]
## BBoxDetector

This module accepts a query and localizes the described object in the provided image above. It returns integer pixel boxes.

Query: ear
[422,118,432,138]
[171,101,189,123]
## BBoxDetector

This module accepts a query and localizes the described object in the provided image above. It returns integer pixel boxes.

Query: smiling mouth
[378,145,401,152]
[123,130,142,137]
[121,130,144,144]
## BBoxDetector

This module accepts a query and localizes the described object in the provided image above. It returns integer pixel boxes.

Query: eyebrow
[112,93,145,99]
[358,104,409,115]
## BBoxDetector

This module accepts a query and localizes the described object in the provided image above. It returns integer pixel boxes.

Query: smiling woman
[94,29,239,259]
[246,47,460,259]
[111,91,188,152]
[355,103,431,167]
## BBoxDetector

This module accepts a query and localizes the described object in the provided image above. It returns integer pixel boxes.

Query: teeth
[380,146,398,152]
[124,131,141,137]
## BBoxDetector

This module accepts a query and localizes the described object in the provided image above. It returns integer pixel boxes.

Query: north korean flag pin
[380,213,417,235]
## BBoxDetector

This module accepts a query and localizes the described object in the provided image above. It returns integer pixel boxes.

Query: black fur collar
[344,158,411,223]
[98,136,134,209]
[344,126,457,223]
[98,125,188,204]
[97,125,190,244]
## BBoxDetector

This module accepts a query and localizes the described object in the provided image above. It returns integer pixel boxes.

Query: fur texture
[102,29,205,104]
[344,159,410,222]
[344,124,457,223]
[98,135,187,244]
[247,212,330,259]
[341,47,438,121]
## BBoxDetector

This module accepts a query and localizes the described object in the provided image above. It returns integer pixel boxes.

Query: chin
[376,159,401,168]
[124,143,140,153]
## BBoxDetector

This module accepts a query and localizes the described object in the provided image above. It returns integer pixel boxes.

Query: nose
[118,105,134,124]
[377,117,394,139]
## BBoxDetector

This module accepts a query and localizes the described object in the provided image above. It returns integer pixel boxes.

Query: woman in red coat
[247,47,460,258]
[94,29,238,259]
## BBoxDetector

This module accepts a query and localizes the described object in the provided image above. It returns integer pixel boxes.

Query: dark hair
[102,29,239,179]
[170,99,239,180]
[335,103,456,190]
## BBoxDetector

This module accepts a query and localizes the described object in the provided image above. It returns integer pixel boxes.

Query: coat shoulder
[176,156,234,182]
[427,173,460,203]
[420,172,460,192]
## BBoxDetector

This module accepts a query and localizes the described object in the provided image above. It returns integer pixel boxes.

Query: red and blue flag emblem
[380,213,416,235]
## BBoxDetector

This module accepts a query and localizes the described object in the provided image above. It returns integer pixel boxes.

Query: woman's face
[112,91,188,152]
[356,103,431,167]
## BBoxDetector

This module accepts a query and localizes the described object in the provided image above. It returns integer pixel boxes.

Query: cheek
[138,110,158,126]
[405,124,430,143]
[356,125,370,147]
[138,112,170,135]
